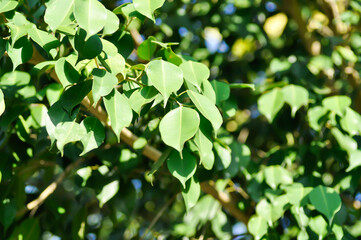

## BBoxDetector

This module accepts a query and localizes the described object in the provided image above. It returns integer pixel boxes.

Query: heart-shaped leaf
[74,28,103,61]
[282,84,308,117]
[44,0,75,31]
[180,61,209,91]
[133,0,165,22]
[309,185,341,222]
[258,88,285,122]
[92,69,118,104]
[167,149,197,188]
[54,121,87,156]
[55,58,80,87]
[322,95,351,116]
[102,10,119,36]
[80,117,105,156]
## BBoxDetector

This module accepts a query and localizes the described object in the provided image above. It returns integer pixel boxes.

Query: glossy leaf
[322,95,351,116]
[0,0,18,13]
[282,85,308,117]
[74,28,103,61]
[61,80,92,113]
[258,88,285,122]
[27,25,60,54]
[264,165,293,189]
[80,117,105,156]
[74,0,107,37]
[6,37,33,70]
[44,0,75,31]
[129,86,158,114]
[180,61,210,91]
[146,59,183,105]
[0,89,4,116]
[103,89,133,142]
[167,149,197,188]
[137,36,157,61]
[159,106,200,154]
[133,0,165,22]
[309,185,341,222]
[187,90,222,133]
[102,10,119,36]
[92,69,118,104]
[54,121,87,156]
[55,58,80,87]
[182,176,200,211]
[193,118,214,170]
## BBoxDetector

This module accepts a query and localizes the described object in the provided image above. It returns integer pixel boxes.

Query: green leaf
[187,90,223,134]
[255,199,272,224]
[229,83,255,90]
[202,80,216,104]
[0,0,18,13]
[137,36,157,60]
[80,117,105,156]
[146,59,183,105]
[92,69,118,104]
[54,121,87,156]
[167,149,197,188]
[55,58,80,87]
[264,165,293,189]
[6,37,33,70]
[44,0,75,31]
[102,53,126,77]
[0,89,4,116]
[282,85,308,117]
[322,95,351,116]
[340,107,361,136]
[113,3,146,23]
[129,86,158,114]
[180,61,210,91]
[28,25,60,54]
[103,89,133,142]
[331,127,357,153]
[74,28,103,61]
[258,88,285,122]
[46,83,63,106]
[224,142,250,178]
[332,224,344,240]
[61,80,92,113]
[297,229,309,240]
[193,118,214,170]
[6,23,29,46]
[307,106,328,131]
[282,183,312,206]
[248,215,268,240]
[133,0,165,22]
[182,176,201,211]
[9,218,40,240]
[346,150,361,172]
[97,180,119,208]
[74,0,107,37]
[309,215,328,238]
[291,206,309,228]
[214,141,231,169]
[159,106,200,154]
[210,80,230,105]
[309,185,341,222]
[102,10,119,36]
[147,148,172,184]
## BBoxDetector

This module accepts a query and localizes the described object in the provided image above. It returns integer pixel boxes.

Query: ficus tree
[1,0,361,239]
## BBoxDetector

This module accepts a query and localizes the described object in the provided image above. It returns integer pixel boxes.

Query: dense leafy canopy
[1,0,361,239]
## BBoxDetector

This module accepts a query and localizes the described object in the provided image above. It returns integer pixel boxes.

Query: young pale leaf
[80,117,105,156]
[97,180,119,208]
[74,28,103,61]
[27,25,60,54]
[202,80,216,103]
[309,215,328,238]
[102,53,126,77]
[264,165,293,189]
[103,89,133,142]
[54,121,87,156]
[129,86,158,114]
[182,176,201,211]
[137,36,157,61]
[0,89,4,116]
[210,80,230,105]
[44,0,74,31]
[282,84,308,117]
[193,118,214,170]
[307,106,328,131]
[6,23,29,46]
[180,61,210,91]
[146,59,183,105]
[159,106,200,154]
[322,95,351,116]
[214,141,231,169]
[340,107,361,136]
[92,69,118,104]
[255,199,272,224]
[0,0,18,13]
[167,149,197,188]
[61,80,92,113]
[102,10,119,36]
[331,128,357,153]
[114,3,145,22]
[258,88,285,122]
[282,183,312,206]
[133,0,165,22]
[346,150,361,172]
[74,0,107,37]
[187,90,222,134]
[55,58,80,87]
[309,185,341,222]
[248,215,268,240]
[6,37,33,70]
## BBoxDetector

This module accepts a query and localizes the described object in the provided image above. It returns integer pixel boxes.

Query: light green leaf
[80,117,105,156]
[282,183,312,206]
[0,89,4,116]
[137,36,157,61]
[264,165,293,189]
[44,0,75,31]
[182,176,201,211]
[187,90,222,133]
[92,69,118,104]
[54,121,87,156]
[30,104,48,128]
[6,23,29,46]
[210,80,230,105]
[74,0,107,37]
[282,85,308,117]
[229,83,255,90]
[255,199,272,224]
[309,215,328,238]
[322,95,351,116]
[167,149,197,188]
[102,53,126,77]
[270,195,288,222]
[129,86,158,114]
[291,206,309,228]
[309,185,341,222]
[97,180,119,208]
[55,58,80,87]
[297,230,308,240]
[6,37,33,70]
[113,3,145,23]
[0,0,18,13]
[248,215,268,240]
[258,88,285,122]
[307,106,328,131]
[28,25,60,55]
[340,107,361,136]
[180,61,210,91]
[202,80,216,103]
[332,224,344,240]
[46,83,63,106]
[102,10,119,36]
[159,106,200,154]
[103,89,133,142]
[133,0,165,22]
[211,210,232,240]
[346,150,361,172]
[331,127,357,153]
[214,141,231,169]
[146,59,183,105]
[193,118,214,170]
